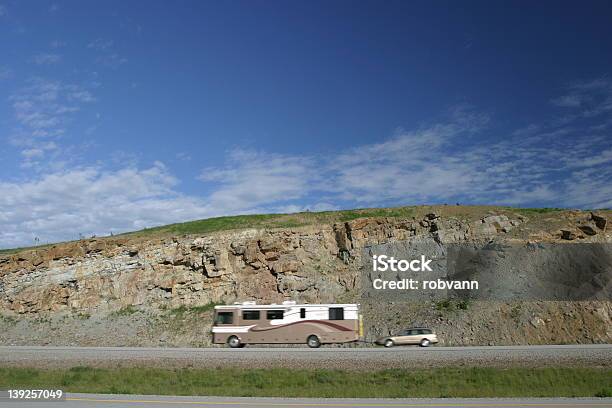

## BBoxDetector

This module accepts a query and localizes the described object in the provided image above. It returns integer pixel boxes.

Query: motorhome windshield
[214,311,233,325]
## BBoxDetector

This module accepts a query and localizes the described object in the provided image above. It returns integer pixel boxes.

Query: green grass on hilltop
[506,207,565,215]
[0,366,610,398]
[0,207,417,256]
[0,244,54,256]
[3,204,605,256]
[120,206,418,238]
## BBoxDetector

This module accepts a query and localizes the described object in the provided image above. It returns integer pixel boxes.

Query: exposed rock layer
[0,207,610,346]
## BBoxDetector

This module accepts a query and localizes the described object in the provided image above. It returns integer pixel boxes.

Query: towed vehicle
[376,327,438,347]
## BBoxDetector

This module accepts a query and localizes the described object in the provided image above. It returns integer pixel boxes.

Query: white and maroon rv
[212,301,362,348]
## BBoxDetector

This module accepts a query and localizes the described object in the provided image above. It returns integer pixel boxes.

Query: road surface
[3,394,612,408]
[0,345,610,369]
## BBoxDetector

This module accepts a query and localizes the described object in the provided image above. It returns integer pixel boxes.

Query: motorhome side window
[242,310,260,320]
[266,310,284,320]
[215,311,233,325]
[329,307,344,320]
[300,308,306,318]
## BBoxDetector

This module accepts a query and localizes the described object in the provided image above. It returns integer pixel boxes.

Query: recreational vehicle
[212,301,362,348]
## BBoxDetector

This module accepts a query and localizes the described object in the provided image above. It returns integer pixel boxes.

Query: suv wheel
[384,339,394,348]
[307,335,321,348]
[227,336,241,348]
[420,338,431,347]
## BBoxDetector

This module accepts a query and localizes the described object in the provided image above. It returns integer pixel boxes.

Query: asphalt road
[0,344,610,369]
[4,394,612,408]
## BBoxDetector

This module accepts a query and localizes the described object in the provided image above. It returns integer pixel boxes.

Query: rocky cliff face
[0,207,610,346]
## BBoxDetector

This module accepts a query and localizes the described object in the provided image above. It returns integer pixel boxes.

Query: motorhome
[212,301,362,348]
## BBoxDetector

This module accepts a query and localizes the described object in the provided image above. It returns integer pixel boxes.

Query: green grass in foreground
[0,367,610,398]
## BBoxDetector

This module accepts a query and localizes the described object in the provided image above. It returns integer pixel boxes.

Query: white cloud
[0,163,213,248]
[551,95,581,107]
[175,152,192,161]
[31,53,61,65]
[19,142,58,168]
[87,39,114,50]
[2,79,611,249]
[87,39,127,68]
[21,148,45,159]
[196,111,492,209]
[95,53,127,68]
[200,150,318,212]
[551,78,612,118]
[326,118,486,204]
[512,124,540,137]
[68,89,96,103]
[198,93,612,213]
[8,78,96,169]
[10,80,91,130]
[563,168,612,209]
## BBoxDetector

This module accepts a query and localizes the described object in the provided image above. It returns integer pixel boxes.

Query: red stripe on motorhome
[249,320,353,332]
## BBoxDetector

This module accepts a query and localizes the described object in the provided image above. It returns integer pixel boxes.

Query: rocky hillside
[0,206,610,347]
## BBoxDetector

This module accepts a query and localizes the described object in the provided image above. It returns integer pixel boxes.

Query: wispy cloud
[31,53,61,65]
[1,79,611,248]
[551,94,582,107]
[95,53,127,68]
[68,88,96,103]
[0,162,212,248]
[199,84,612,211]
[87,39,114,50]
[87,39,127,68]
[200,150,319,213]
[9,78,96,169]
[551,77,612,118]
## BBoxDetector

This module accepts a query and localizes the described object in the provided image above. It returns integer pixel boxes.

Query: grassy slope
[118,207,420,237]
[0,205,576,256]
[0,207,419,256]
[0,367,610,397]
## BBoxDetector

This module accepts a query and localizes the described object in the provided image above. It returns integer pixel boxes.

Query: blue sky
[0,1,611,248]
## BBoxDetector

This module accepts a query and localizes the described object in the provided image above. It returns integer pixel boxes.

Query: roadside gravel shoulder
[0,345,610,370]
